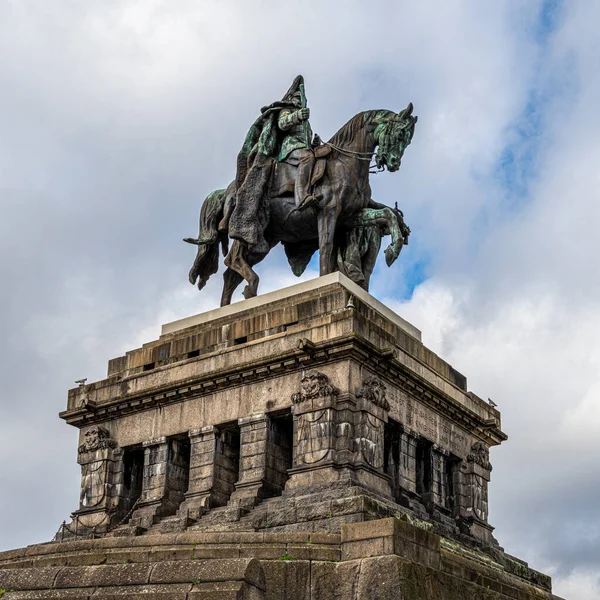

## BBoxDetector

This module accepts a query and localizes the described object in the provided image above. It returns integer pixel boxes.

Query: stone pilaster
[457,441,494,544]
[265,417,293,496]
[72,426,121,533]
[286,371,340,492]
[228,413,269,508]
[130,436,190,530]
[178,426,218,519]
[431,445,448,509]
[428,445,458,531]
[397,428,418,494]
[353,376,392,497]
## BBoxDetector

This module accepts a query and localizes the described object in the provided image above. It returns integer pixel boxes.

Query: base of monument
[0,516,562,600]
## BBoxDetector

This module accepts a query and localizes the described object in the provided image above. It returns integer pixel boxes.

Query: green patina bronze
[185,75,417,306]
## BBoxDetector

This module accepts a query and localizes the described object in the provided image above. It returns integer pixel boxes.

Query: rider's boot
[294,151,321,211]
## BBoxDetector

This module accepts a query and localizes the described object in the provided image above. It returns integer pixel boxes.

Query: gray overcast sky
[0,2,598,598]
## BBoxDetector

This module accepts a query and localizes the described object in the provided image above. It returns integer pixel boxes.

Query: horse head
[374,104,417,172]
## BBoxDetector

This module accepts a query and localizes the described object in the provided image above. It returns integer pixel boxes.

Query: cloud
[0,2,598,598]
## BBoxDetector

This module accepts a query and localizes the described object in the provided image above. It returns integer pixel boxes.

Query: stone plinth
[0,518,564,600]
[59,272,507,543]
[0,273,563,598]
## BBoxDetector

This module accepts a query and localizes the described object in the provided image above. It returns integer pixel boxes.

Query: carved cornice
[356,375,390,411]
[292,370,339,404]
[61,334,506,445]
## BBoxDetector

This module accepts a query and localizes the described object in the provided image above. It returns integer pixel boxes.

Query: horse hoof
[243,283,258,300]
[384,246,397,267]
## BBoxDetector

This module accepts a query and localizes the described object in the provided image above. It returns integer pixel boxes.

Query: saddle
[311,144,332,185]
[271,145,332,198]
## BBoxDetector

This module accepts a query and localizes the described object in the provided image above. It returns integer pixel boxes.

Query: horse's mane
[327,111,368,148]
[327,110,395,148]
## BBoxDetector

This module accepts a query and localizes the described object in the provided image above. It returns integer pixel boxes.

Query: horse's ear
[413,115,418,124]
[397,102,413,120]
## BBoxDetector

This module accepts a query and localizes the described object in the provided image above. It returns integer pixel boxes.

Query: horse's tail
[185,188,229,291]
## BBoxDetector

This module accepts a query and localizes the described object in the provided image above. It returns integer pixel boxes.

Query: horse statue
[185,104,417,306]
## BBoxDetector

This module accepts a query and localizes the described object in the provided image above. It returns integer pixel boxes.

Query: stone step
[0,558,266,599]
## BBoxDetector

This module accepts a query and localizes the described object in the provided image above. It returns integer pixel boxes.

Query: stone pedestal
[61,273,507,543]
[38,273,563,598]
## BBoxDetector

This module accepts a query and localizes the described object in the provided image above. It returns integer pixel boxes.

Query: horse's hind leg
[221,268,244,306]
[224,240,262,301]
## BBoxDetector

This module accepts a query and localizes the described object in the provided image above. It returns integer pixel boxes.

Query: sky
[0,1,598,597]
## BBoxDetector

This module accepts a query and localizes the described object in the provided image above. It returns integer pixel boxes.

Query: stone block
[53,564,152,588]
[1,590,91,599]
[262,560,310,600]
[104,549,150,564]
[356,555,404,599]
[83,583,192,598]
[150,558,265,589]
[239,544,287,560]
[0,567,62,591]
[262,532,310,544]
[296,500,331,522]
[192,544,240,559]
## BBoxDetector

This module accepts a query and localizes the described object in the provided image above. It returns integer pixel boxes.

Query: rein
[322,141,385,175]
[322,141,373,161]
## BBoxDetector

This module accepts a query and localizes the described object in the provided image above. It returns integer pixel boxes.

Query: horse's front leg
[317,206,338,276]
[380,207,403,267]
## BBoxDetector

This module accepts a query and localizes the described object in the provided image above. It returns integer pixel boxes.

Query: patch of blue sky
[494,0,568,209]
[459,0,576,261]
[370,245,430,301]
[533,0,565,45]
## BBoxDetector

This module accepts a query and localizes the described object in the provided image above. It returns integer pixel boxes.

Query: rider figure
[276,77,322,212]
[220,76,321,239]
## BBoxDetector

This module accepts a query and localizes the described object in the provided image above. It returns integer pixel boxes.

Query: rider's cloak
[229,75,305,248]
[228,101,295,247]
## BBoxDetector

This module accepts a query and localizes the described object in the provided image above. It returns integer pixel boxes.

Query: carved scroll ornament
[292,370,339,404]
[356,375,390,411]
[78,426,117,454]
[467,441,492,471]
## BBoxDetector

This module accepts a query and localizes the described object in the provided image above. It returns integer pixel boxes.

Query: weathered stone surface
[0,566,62,591]
[54,564,152,588]
[263,560,311,600]
[0,277,557,598]
[0,516,564,599]
[150,558,265,589]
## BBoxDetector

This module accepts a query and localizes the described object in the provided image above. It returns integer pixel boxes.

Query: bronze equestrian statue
[185,75,417,306]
